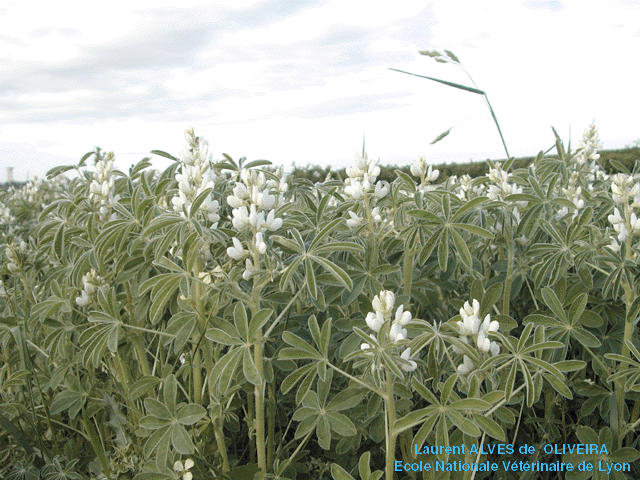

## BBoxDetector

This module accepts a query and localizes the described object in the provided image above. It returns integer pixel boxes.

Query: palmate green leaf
[326,411,357,436]
[312,255,353,290]
[280,332,324,361]
[281,363,316,395]
[331,463,356,480]
[163,375,177,414]
[308,315,322,352]
[438,229,449,271]
[206,325,243,346]
[233,303,249,342]
[305,257,319,300]
[50,390,86,419]
[79,323,115,368]
[139,273,183,325]
[209,348,244,395]
[450,227,472,268]
[451,196,488,222]
[314,242,363,255]
[408,209,442,223]
[447,409,481,437]
[394,407,434,434]
[541,286,567,321]
[248,308,272,341]
[473,415,506,441]
[164,311,197,353]
[317,418,331,449]
[144,398,172,420]
[171,424,195,455]
[243,348,261,385]
[544,372,573,399]
[130,376,161,401]
[279,255,303,292]
[419,226,443,264]
[309,217,343,250]
[571,327,601,348]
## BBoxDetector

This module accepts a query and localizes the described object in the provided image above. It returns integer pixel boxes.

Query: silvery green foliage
[1,123,640,480]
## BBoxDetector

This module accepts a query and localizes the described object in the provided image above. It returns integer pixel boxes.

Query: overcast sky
[2,0,639,182]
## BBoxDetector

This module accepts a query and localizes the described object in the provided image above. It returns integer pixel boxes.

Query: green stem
[326,362,386,397]
[615,280,635,448]
[214,419,230,473]
[385,367,397,480]
[267,381,275,472]
[254,343,267,479]
[502,236,514,316]
[402,247,413,297]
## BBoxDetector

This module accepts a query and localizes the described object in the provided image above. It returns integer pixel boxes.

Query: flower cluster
[5,239,26,273]
[606,173,640,250]
[455,174,484,201]
[410,156,440,192]
[343,151,389,231]
[575,122,602,167]
[226,168,285,280]
[455,299,500,375]
[557,174,585,221]
[360,290,417,372]
[172,127,220,225]
[75,269,105,307]
[486,165,524,204]
[89,152,120,221]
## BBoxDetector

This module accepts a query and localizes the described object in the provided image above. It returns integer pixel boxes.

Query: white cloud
[1,0,639,182]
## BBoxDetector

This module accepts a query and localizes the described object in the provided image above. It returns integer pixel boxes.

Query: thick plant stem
[267,382,275,472]
[254,344,267,479]
[502,236,514,316]
[214,419,230,473]
[192,349,203,405]
[402,248,413,297]
[385,369,397,480]
[615,280,635,448]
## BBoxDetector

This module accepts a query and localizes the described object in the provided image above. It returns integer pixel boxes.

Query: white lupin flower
[374,181,389,199]
[608,208,624,226]
[606,237,621,253]
[173,458,194,480]
[370,207,382,223]
[243,259,256,281]
[255,232,267,255]
[360,334,377,356]
[226,237,246,260]
[400,348,418,372]
[389,323,407,343]
[457,298,501,357]
[458,355,474,375]
[394,305,412,326]
[232,206,249,230]
[410,156,426,178]
[344,179,364,200]
[426,165,440,182]
[346,211,362,229]
[476,331,491,352]
[372,290,395,319]
[264,210,283,231]
[365,311,385,332]
[75,290,90,307]
[76,269,104,307]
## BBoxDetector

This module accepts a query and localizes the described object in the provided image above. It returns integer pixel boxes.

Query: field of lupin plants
[1,120,640,480]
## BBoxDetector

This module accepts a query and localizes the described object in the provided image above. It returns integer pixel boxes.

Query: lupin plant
[1,121,640,480]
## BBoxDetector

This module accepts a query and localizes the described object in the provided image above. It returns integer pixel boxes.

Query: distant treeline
[290,147,640,183]
[2,148,638,191]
